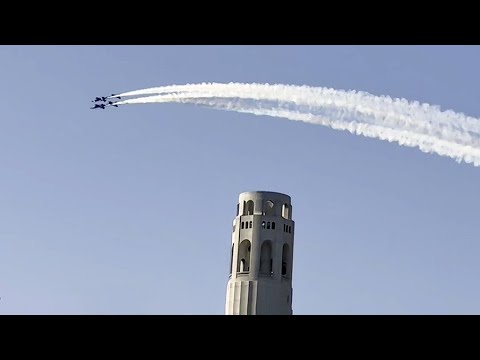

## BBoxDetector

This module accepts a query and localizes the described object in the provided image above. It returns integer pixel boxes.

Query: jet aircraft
[92,96,108,102]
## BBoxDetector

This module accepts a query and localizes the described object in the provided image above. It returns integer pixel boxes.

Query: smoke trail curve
[109,83,480,167]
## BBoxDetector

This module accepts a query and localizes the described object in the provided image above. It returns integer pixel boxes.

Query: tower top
[238,191,291,205]
[239,190,291,200]
[237,191,292,219]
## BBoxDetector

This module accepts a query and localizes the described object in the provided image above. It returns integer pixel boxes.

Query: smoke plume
[109,83,480,166]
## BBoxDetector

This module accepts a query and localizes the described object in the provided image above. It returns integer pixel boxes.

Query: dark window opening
[249,221,253,228]
[237,240,251,272]
[272,222,275,230]
[267,222,270,229]
[241,222,244,229]
[264,200,275,216]
[282,243,290,277]
[261,221,266,229]
[260,241,273,275]
[246,200,254,215]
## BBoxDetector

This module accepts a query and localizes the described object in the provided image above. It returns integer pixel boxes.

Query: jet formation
[90,93,121,110]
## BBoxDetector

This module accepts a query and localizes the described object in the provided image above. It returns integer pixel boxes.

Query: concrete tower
[225,191,295,315]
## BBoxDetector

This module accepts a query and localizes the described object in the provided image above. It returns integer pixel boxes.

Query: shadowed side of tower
[225,191,295,315]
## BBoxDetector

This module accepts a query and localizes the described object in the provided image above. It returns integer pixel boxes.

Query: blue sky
[1,45,480,314]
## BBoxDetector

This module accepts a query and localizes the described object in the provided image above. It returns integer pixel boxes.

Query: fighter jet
[90,103,106,109]
[92,96,108,102]
[107,101,119,107]
[110,94,121,99]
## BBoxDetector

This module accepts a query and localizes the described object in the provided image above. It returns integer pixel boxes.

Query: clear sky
[1,45,480,315]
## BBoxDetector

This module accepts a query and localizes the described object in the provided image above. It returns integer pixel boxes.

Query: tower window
[282,243,290,277]
[260,240,273,275]
[237,239,251,273]
[261,221,266,229]
[230,244,234,275]
[282,203,290,219]
[246,200,254,215]
[241,222,244,229]
[267,222,270,229]
[272,222,275,230]
[288,225,291,234]
[264,200,275,216]
[249,221,253,228]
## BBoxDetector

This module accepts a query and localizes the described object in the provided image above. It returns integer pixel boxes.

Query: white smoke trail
[111,83,480,167]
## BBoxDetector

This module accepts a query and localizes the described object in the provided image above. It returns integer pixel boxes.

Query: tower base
[225,279,292,315]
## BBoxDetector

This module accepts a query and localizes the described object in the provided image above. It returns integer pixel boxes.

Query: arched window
[282,243,290,277]
[272,222,276,230]
[267,222,270,229]
[261,221,266,229]
[260,240,273,275]
[264,200,275,216]
[230,244,234,275]
[282,203,290,219]
[249,221,253,228]
[237,240,251,273]
[246,200,254,215]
